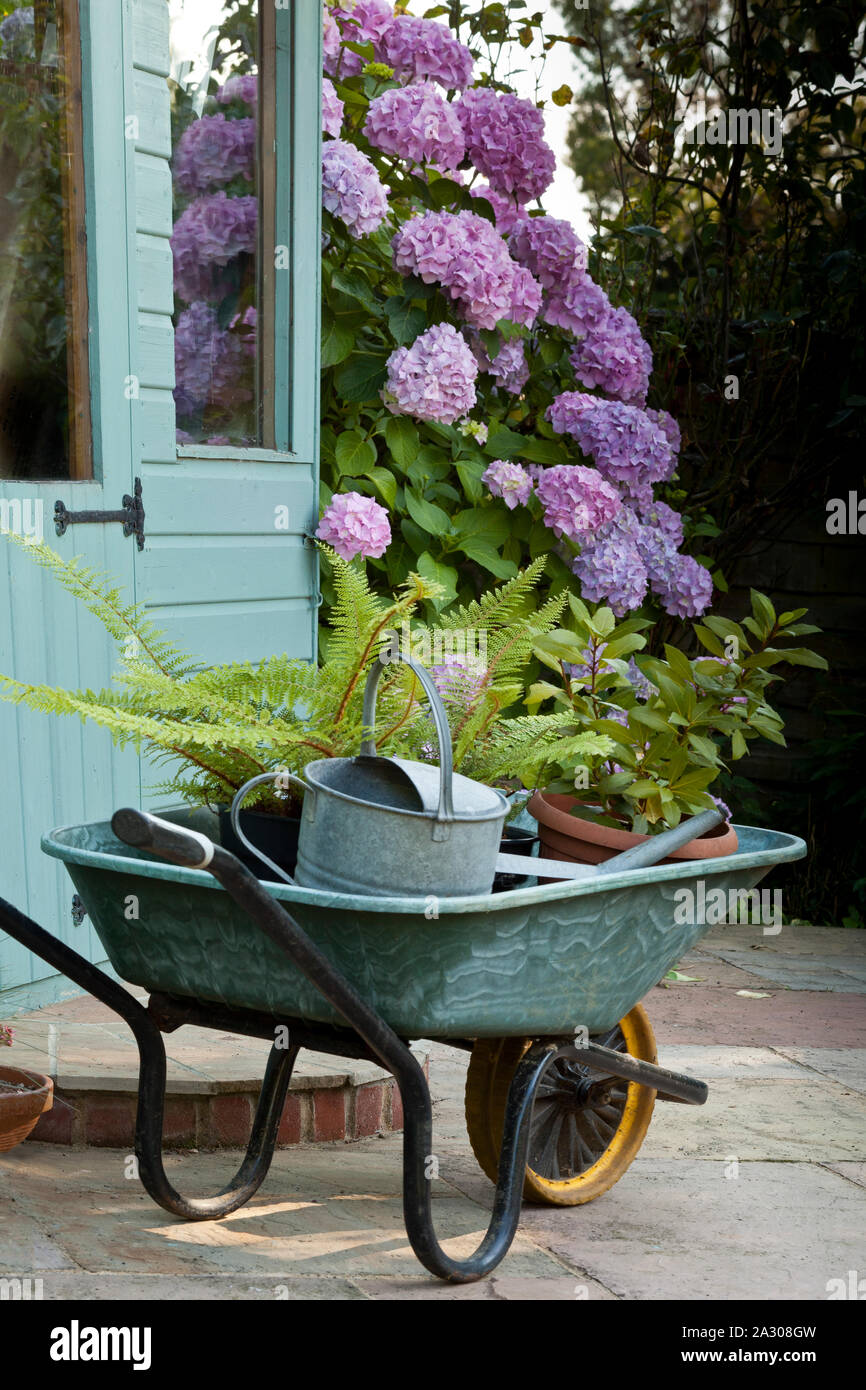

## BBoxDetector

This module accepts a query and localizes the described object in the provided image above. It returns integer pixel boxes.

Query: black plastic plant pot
[492,825,539,894]
[218,808,302,881]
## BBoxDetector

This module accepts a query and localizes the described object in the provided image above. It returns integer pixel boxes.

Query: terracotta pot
[528,790,739,867]
[0,1065,54,1152]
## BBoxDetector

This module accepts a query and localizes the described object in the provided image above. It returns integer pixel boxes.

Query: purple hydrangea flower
[571,508,649,616]
[322,77,345,138]
[535,465,622,540]
[173,115,255,196]
[430,654,487,709]
[470,184,522,235]
[392,210,540,331]
[173,302,249,416]
[482,459,533,509]
[317,491,392,562]
[216,73,258,111]
[640,499,684,549]
[644,407,681,455]
[171,193,257,303]
[650,551,714,619]
[471,335,529,395]
[627,656,656,701]
[382,14,474,90]
[570,305,653,406]
[509,213,588,290]
[544,272,610,338]
[383,322,477,424]
[321,139,389,237]
[711,794,732,821]
[456,88,556,204]
[547,394,676,496]
[365,82,465,169]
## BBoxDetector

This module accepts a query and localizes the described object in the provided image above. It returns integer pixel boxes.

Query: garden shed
[0,0,322,1008]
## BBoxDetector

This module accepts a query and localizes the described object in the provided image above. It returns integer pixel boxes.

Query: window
[0,0,90,480]
[169,0,281,451]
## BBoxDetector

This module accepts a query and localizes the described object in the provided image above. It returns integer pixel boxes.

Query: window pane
[0,0,90,481]
[169,0,265,449]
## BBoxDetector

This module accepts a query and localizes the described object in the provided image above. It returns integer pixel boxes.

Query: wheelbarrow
[0,807,805,1283]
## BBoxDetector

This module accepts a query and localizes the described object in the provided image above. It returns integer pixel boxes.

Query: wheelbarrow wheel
[464,1004,657,1207]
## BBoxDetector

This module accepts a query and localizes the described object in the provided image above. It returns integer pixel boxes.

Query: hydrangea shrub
[168,1,716,625]
[316,1,716,625]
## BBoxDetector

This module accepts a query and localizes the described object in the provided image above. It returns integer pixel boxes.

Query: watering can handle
[361,653,455,827]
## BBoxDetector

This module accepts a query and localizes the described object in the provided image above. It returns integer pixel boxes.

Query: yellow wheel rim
[464,1005,657,1207]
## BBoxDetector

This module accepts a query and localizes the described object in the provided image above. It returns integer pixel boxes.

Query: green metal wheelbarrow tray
[0,806,804,1283]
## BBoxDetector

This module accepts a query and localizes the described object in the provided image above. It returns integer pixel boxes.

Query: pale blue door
[0,0,321,1008]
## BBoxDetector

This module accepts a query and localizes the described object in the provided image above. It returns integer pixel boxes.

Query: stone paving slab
[26,1273,367,1300]
[771,1047,866,1094]
[640,1077,866,1161]
[516,1159,866,1302]
[0,1144,567,1282]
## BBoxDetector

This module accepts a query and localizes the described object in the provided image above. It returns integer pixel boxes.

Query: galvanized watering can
[230,652,508,897]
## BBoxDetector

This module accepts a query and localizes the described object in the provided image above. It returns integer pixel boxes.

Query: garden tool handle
[594,806,724,876]
[228,771,310,886]
[361,652,455,826]
[111,809,216,871]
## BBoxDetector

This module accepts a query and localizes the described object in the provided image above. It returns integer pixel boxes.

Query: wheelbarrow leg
[107,821,564,1283]
[0,894,298,1220]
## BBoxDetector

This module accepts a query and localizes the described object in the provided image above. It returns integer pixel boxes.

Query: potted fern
[0,539,563,875]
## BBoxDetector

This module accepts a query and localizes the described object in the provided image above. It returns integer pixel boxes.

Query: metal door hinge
[55,478,145,551]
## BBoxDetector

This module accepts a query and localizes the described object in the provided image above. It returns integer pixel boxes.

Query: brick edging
[29,1063,425,1149]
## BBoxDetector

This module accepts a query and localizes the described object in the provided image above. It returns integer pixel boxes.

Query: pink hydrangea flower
[322,77,344,138]
[317,491,392,561]
[392,210,540,331]
[509,266,543,329]
[544,272,610,338]
[327,1,395,77]
[365,82,465,169]
[482,459,533,509]
[509,213,588,289]
[456,88,556,203]
[322,139,388,237]
[471,335,529,395]
[381,14,474,90]
[570,305,653,406]
[383,322,477,424]
[470,184,522,235]
[535,465,621,540]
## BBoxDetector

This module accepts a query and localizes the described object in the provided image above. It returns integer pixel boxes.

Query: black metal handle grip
[111,808,215,870]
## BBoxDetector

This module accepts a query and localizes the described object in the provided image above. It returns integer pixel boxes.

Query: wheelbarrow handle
[111,808,216,871]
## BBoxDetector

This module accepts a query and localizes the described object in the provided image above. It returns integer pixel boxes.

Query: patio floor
[1,923,864,1300]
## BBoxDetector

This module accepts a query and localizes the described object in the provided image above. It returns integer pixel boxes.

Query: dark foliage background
[554,0,866,922]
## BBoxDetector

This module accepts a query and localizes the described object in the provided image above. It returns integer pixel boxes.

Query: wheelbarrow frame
[0,810,710,1284]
